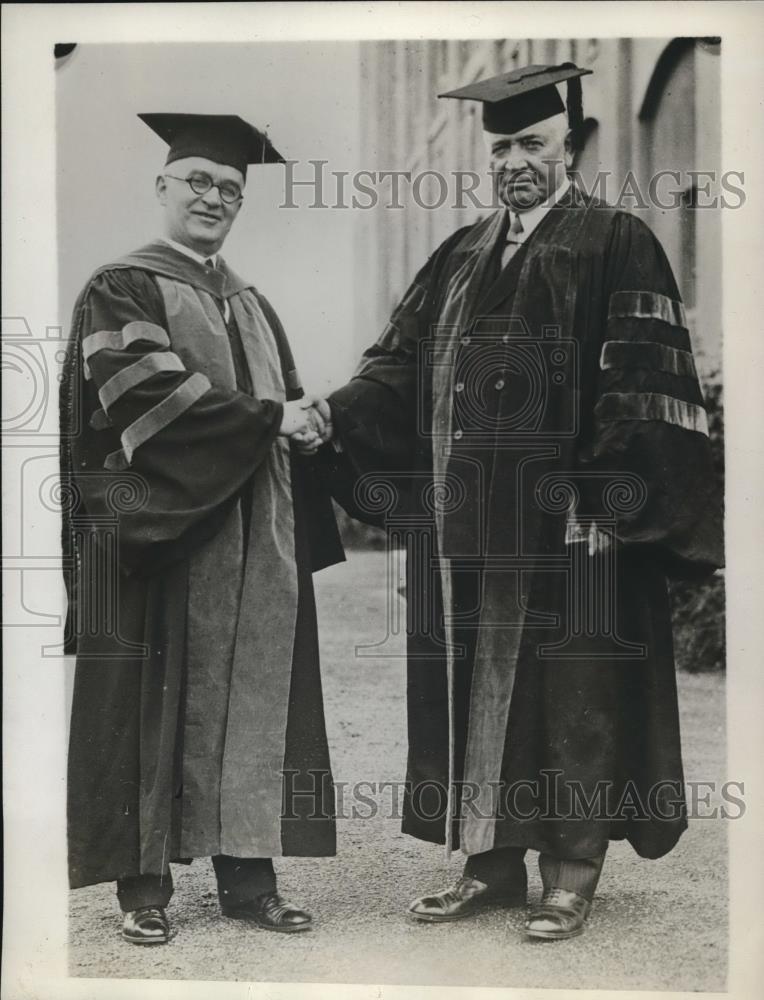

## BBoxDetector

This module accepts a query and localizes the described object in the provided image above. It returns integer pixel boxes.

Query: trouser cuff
[212,855,276,908]
[463,846,527,889]
[116,871,174,912]
[539,852,606,901]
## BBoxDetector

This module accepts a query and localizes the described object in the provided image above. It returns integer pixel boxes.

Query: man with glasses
[61,113,342,944]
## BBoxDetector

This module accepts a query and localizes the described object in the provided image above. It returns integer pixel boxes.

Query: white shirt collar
[160,237,218,267]
[510,175,571,241]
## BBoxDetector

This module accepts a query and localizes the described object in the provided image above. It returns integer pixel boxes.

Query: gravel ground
[69,550,728,990]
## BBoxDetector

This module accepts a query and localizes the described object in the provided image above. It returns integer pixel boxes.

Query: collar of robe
[95,239,253,299]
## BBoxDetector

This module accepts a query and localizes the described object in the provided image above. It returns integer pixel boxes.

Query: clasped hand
[278,395,333,454]
[565,518,614,556]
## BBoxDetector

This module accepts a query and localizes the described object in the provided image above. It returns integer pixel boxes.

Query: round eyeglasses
[164,172,243,204]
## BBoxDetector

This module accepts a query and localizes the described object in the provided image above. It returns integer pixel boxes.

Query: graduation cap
[440,63,592,137]
[138,113,285,178]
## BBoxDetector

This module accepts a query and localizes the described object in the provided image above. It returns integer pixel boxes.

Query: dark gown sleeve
[252,288,345,571]
[324,228,469,523]
[68,267,284,573]
[576,212,724,578]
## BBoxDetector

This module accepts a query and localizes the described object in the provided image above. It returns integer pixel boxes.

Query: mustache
[494,170,543,209]
[496,168,538,186]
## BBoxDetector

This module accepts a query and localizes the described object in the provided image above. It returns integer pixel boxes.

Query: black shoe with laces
[524,887,591,940]
[221,891,313,933]
[122,906,170,945]
[408,873,527,923]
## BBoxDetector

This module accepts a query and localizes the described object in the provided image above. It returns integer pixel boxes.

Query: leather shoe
[408,874,527,923]
[221,891,312,933]
[122,906,169,945]
[524,887,591,940]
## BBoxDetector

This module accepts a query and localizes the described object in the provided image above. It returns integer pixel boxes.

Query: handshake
[278,394,334,455]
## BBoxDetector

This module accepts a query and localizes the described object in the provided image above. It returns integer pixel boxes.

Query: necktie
[205,257,231,322]
[501,212,525,269]
[205,260,248,391]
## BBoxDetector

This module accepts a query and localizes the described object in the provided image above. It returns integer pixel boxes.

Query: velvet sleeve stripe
[604,317,692,352]
[595,391,709,436]
[104,372,212,471]
[599,340,698,379]
[98,351,186,410]
[608,290,687,329]
[82,321,170,378]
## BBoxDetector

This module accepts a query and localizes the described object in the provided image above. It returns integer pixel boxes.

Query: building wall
[353,37,722,380]
[56,41,362,397]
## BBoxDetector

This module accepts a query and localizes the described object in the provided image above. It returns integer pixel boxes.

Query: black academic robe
[61,241,343,889]
[328,188,723,862]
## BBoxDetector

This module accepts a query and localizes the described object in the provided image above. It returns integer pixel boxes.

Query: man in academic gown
[60,113,343,944]
[324,65,723,940]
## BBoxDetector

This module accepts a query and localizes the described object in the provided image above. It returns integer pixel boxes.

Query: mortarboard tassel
[560,61,585,151]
